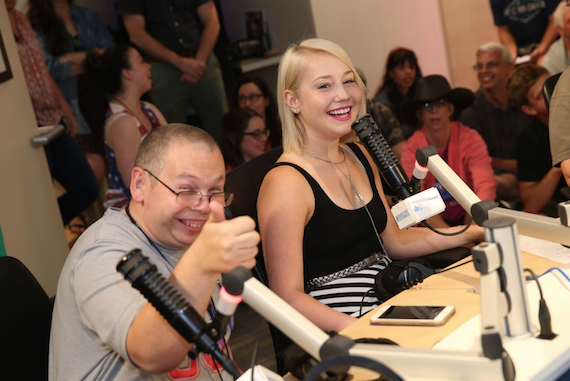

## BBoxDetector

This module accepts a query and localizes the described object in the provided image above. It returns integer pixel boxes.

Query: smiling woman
[257,39,485,333]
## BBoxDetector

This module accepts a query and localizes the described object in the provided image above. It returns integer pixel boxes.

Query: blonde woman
[257,39,484,332]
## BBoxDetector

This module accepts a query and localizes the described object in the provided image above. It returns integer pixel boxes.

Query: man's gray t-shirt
[49,208,232,381]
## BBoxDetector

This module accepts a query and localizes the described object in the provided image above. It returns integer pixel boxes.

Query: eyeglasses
[472,60,500,71]
[238,94,265,104]
[242,129,270,140]
[144,169,234,207]
[422,99,447,110]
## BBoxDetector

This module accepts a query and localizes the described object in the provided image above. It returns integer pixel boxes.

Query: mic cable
[116,249,241,378]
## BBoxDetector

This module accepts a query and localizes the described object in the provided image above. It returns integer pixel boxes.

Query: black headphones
[373,259,434,303]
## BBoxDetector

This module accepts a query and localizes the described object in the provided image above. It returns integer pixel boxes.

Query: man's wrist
[170,54,184,70]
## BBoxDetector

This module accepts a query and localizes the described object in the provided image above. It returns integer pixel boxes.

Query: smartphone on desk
[369,305,455,326]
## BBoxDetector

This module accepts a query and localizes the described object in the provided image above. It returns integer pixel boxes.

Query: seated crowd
[7,0,570,378]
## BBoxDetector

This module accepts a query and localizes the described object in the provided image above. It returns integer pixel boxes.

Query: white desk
[340,253,570,380]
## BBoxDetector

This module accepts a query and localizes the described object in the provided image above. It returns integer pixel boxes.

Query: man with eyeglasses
[401,75,495,227]
[49,124,259,381]
[460,42,534,202]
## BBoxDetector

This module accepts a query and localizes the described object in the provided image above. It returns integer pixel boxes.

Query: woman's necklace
[303,147,363,208]
[303,148,346,165]
[305,145,389,261]
[111,97,150,131]
[111,97,137,116]
[334,158,365,208]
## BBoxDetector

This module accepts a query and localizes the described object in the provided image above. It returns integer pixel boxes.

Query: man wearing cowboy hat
[460,42,534,202]
[401,75,496,228]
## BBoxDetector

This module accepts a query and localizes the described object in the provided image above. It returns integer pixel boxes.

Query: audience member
[236,75,281,148]
[373,47,422,137]
[460,42,533,201]
[508,64,565,216]
[6,0,98,229]
[257,39,484,332]
[118,0,228,141]
[402,75,496,227]
[542,1,570,74]
[550,64,570,186]
[85,44,167,209]
[28,0,115,183]
[490,0,559,61]
[220,108,269,171]
[49,124,259,380]
[356,68,406,160]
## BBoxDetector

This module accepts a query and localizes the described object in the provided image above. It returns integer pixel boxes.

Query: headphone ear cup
[373,261,408,303]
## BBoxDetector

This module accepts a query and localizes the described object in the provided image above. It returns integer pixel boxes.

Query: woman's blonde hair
[277,38,368,154]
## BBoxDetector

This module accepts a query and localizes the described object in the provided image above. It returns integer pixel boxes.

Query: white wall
[310,0,450,98]
[440,0,498,91]
[0,3,71,295]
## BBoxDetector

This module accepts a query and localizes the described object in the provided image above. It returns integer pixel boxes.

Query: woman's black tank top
[272,143,388,281]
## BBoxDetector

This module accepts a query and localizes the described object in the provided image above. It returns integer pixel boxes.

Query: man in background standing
[118,0,228,140]
[490,0,558,62]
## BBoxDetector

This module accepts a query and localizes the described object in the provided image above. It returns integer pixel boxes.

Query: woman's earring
[294,109,299,114]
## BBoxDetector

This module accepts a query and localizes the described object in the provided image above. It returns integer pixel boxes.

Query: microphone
[222,267,332,361]
[116,249,241,378]
[210,286,242,341]
[410,160,429,194]
[352,114,414,201]
[352,114,444,229]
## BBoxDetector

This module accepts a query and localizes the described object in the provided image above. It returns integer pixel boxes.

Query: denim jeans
[44,132,99,225]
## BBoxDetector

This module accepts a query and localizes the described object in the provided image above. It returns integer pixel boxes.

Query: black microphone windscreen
[352,114,411,200]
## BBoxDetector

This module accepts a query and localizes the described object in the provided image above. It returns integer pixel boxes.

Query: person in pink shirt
[401,75,496,227]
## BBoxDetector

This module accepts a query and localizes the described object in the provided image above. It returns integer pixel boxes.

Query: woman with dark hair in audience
[373,47,422,132]
[86,44,167,208]
[28,0,114,183]
[220,108,270,171]
[236,75,282,148]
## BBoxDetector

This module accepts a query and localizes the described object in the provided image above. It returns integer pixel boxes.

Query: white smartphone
[369,305,455,326]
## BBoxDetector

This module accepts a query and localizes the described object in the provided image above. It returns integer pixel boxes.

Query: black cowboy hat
[403,75,475,123]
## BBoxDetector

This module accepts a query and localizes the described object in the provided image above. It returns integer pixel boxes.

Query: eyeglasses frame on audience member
[242,129,271,140]
[144,169,234,207]
[422,99,448,111]
[238,94,265,104]
[472,60,500,71]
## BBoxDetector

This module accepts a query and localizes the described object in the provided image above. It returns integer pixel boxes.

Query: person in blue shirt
[490,0,559,62]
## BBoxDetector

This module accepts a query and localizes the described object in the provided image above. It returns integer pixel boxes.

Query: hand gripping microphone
[116,249,241,378]
[352,114,415,202]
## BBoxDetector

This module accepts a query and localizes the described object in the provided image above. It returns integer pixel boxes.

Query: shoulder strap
[271,162,322,195]
[106,110,133,131]
[140,102,161,127]
[272,162,310,176]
